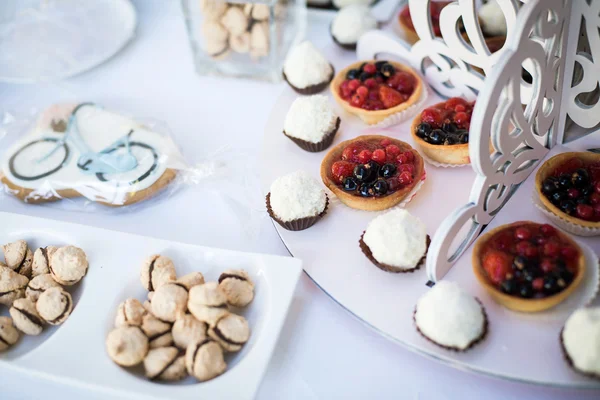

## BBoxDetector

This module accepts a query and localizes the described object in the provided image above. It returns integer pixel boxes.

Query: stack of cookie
[105,254,255,383]
[0,240,88,351]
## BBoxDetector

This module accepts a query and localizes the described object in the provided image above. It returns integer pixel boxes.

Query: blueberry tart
[535,152,600,230]
[320,135,425,211]
[283,95,340,152]
[331,60,423,125]
[560,307,600,380]
[472,221,585,312]
[359,209,430,273]
[330,5,378,50]
[283,41,334,95]
[267,171,329,231]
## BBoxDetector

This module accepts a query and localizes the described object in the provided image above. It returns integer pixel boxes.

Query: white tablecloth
[1,1,598,399]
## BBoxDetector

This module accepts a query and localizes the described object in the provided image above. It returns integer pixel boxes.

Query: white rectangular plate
[0,211,302,400]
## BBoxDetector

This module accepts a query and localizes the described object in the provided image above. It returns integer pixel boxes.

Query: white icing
[363,209,427,269]
[269,171,326,222]
[478,1,507,37]
[331,5,378,45]
[284,95,338,143]
[332,0,373,9]
[1,104,174,205]
[415,281,485,350]
[283,41,333,89]
[563,307,600,375]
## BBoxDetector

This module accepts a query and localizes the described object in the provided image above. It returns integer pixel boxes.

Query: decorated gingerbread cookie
[0,103,179,206]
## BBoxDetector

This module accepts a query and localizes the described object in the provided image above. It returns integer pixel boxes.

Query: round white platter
[261,43,600,388]
[0,0,136,83]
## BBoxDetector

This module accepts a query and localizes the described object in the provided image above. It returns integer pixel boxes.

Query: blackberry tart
[535,152,600,230]
[330,60,423,125]
[320,135,425,211]
[473,221,585,313]
[411,97,477,165]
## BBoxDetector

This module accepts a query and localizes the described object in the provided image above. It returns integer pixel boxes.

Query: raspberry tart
[320,135,425,211]
[359,209,430,273]
[535,152,600,230]
[414,281,488,352]
[283,41,334,95]
[331,60,423,125]
[473,221,585,313]
[560,307,600,380]
[283,95,340,152]
[411,97,478,165]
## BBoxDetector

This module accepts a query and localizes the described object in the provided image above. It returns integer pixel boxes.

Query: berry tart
[560,307,600,380]
[283,95,340,152]
[266,171,329,231]
[330,5,378,50]
[411,97,478,165]
[320,135,425,211]
[283,41,334,95]
[414,281,488,351]
[359,209,430,273]
[331,60,423,126]
[535,152,600,231]
[398,2,451,45]
[472,221,585,313]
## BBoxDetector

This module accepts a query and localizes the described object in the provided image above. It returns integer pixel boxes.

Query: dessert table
[0,1,598,399]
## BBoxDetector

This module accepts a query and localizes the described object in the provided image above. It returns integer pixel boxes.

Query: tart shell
[398,13,421,45]
[266,192,329,231]
[283,117,340,153]
[320,135,425,211]
[359,233,431,273]
[535,152,600,229]
[330,61,423,126]
[472,221,586,313]
[283,65,335,95]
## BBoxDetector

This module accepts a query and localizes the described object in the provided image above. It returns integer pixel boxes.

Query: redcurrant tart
[320,135,425,211]
[473,221,585,312]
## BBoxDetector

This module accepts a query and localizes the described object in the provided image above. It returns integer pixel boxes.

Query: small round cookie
[36,287,73,325]
[49,246,88,286]
[218,270,254,307]
[151,283,188,323]
[414,281,487,351]
[141,313,173,348]
[208,313,250,352]
[9,298,44,335]
[188,282,230,327]
[176,272,205,291]
[283,95,340,152]
[32,246,58,277]
[0,316,20,351]
[25,273,61,303]
[115,298,147,327]
[185,339,227,382]
[561,307,600,378]
[0,265,29,306]
[106,326,149,367]
[172,314,208,350]
[140,255,177,292]
[331,5,377,50]
[1,240,27,271]
[282,41,334,95]
[143,346,187,381]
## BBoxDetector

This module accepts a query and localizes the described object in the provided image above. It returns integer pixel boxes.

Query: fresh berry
[342,144,361,162]
[358,183,372,197]
[353,164,371,182]
[346,69,360,80]
[396,153,409,165]
[542,177,559,195]
[331,161,354,182]
[515,241,531,256]
[403,151,414,163]
[350,93,366,107]
[393,71,416,94]
[372,149,386,164]
[590,193,600,205]
[540,258,555,274]
[373,179,388,196]
[514,227,532,240]
[444,97,467,110]
[398,171,413,185]
[558,174,572,189]
[357,150,372,164]
[363,63,377,74]
[576,203,594,220]
[519,283,534,298]
[543,242,560,257]
[379,163,397,178]
[501,279,518,294]
[380,138,391,147]
[380,63,395,78]
[379,86,404,108]
[483,250,513,285]
[416,123,432,138]
[364,78,378,89]
[532,277,544,291]
[348,79,360,92]
[571,168,589,188]
[421,107,443,127]
[454,111,469,127]
[385,145,401,157]
[455,104,466,112]
[343,177,358,191]
[561,246,578,260]
[567,188,580,199]
[397,164,414,175]
[356,86,369,97]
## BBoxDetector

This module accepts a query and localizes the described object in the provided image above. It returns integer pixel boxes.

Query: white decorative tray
[0,212,302,400]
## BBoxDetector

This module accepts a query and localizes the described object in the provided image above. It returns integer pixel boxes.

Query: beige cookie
[106,326,149,367]
[208,313,250,352]
[176,272,205,290]
[140,255,176,292]
[49,246,88,286]
[1,240,33,278]
[188,282,229,327]
[0,265,29,306]
[114,298,146,328]
[151,283,188,323]
[9,298,44,335]
[185,339,227,382]
[26,273,61,303]
[141,313,173,349]
[218,269,254,307]
[143,346,187,381]
[172,314,207,350]
[32,246,58,277]
[36,287,73,325]
[0,316,20,351]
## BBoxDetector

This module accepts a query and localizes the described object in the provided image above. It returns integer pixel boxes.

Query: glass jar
[181,0,306,82]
